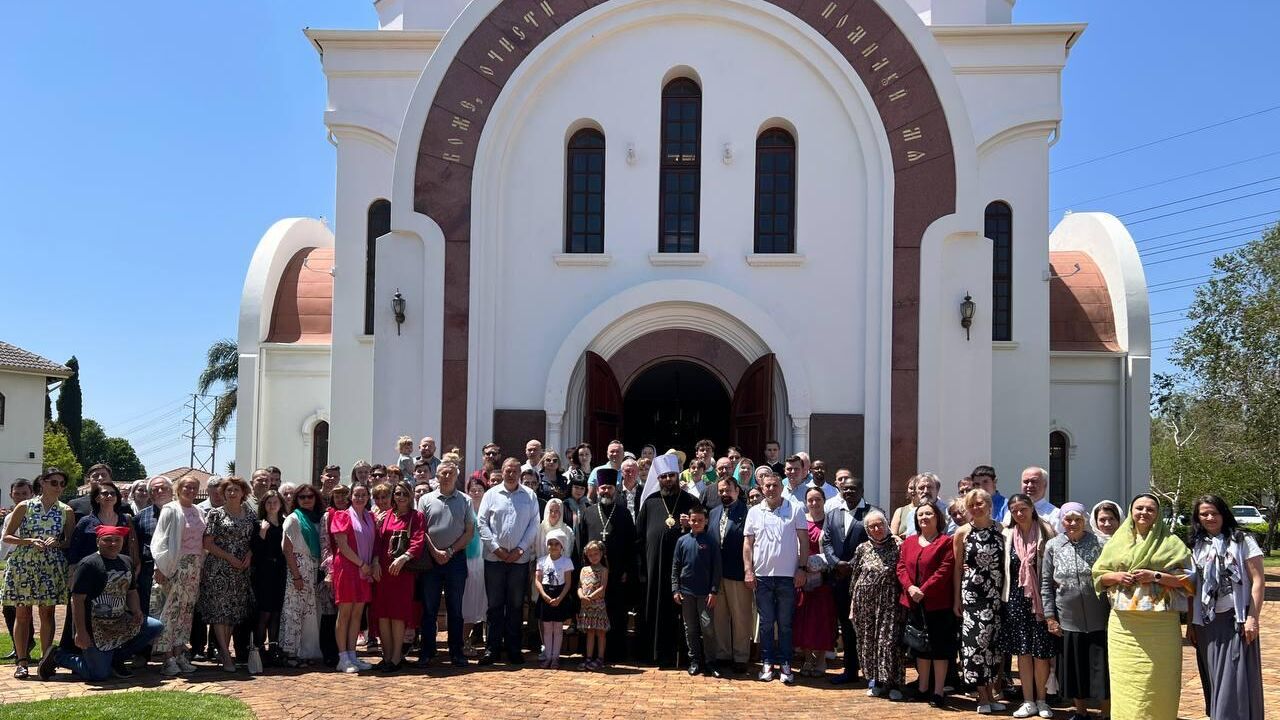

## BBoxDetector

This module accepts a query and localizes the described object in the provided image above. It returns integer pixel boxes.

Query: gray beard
[599,495,615,506]
[659,487,676,497]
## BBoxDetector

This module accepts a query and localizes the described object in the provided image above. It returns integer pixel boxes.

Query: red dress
[329,509,375,604]
[792,519,836,651]
[370,510,425,629]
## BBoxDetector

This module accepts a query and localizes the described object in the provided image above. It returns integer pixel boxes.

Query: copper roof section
[266,247,334,344]
[1049,251,1121,352]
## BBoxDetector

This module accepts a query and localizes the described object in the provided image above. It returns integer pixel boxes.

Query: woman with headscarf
[1041,502,1110,720]
[733,457,756,490]
[1000,493,1057,718]
[849,509,905,700]
[537,498,575,560]
[1092,493,1193,720]
[1188,494,1265,720]
[1090,501,1123,542]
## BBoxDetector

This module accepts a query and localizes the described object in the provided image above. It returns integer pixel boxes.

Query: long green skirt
[1108,610,1181,720]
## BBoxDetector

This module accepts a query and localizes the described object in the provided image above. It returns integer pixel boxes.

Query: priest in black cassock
[635,453,697,667]
[573,468,637,662]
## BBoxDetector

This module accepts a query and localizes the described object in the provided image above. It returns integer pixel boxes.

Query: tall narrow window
[986,201,1013,341]
[659,78,701,253]
[0,392,5,426]
[565,129,606,253]
[311,420,330,487]
[365,199,391,335]
[754,128,796,253]
[1048,430,1068,506]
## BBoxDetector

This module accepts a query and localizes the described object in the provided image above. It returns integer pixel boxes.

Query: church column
[791,415,810,454]
[546,411,564,457]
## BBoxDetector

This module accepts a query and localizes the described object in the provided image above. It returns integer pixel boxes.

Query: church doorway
[622,360,730,455]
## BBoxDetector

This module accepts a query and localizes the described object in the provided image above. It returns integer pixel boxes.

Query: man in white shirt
[1006,466,1061,530]
[904,472,957,536]
[791,458,838,504]
[618,458,643,517]
[520,439,544,476]
[743,473,808,685]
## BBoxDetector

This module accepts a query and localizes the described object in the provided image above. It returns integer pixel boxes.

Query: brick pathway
[4,576,1280,719]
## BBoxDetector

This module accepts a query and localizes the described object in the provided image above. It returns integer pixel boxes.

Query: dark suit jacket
[822,501,878,566]
[707,498,749,582]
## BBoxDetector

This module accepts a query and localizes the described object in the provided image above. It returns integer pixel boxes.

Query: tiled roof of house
[158,466,216,494]
[0,341,72,378]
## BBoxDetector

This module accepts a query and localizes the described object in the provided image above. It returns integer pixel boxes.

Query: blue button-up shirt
[476,482,540,563]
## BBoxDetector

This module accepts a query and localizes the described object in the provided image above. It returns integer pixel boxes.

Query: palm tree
[197,338,238,443]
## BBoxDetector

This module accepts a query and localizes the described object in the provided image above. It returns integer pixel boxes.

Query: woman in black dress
[953,488,1007,714]
[251,490,288,668]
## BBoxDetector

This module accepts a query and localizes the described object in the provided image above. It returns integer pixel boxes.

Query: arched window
[565,128,606,253]
[365,199,391,335]
[985,201,1012,341]
[1048,430,1068,506]
[311,420,330,487]
[659,78,701,253]
[754,128,796,253]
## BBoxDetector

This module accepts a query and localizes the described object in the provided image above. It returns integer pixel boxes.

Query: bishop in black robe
[635,475,697,667]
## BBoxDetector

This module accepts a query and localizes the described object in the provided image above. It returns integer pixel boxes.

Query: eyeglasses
[297,494,317,502]
[45,479,66,487]
[100,492,120,499]
[484,451,500,457]
[371,473,387,478]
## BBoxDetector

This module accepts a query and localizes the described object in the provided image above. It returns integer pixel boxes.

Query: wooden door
[585,351,622,453]
[731,353,775,463]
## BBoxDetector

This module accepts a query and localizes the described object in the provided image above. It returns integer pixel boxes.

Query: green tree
[55,356,83,463]
[43,427,83,499]
[1172,224,1280,548]
[197,339,237,444]
[80,418,109,468]
[80,418,148,482]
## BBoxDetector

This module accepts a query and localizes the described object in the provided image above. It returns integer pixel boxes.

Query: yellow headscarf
[1091,494,1190,594]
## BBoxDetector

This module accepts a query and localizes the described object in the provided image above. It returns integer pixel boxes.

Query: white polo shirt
[744,497,807,578]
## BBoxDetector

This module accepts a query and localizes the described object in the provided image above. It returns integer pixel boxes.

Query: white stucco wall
[1050,353,1125,509]
[255,345,332,485]
[0,371,50,499]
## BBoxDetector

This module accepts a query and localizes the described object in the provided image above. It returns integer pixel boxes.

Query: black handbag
[903,552,932,654]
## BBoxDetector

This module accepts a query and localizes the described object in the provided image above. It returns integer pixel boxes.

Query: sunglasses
[100,492,120,499]
[658,472,678,479]
[45,479,67,487]
[371,473,387,478]
[296,494,317,501]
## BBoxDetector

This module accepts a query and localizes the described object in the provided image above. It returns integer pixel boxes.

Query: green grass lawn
[0,632,42,665]
[1263,552,1280,569]
[0,691,254,720]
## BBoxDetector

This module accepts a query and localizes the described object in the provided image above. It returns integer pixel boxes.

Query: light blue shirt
[587,462,621,489]
[476,482,540,563]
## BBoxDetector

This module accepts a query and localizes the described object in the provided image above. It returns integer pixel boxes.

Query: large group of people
[0,437,1268,719]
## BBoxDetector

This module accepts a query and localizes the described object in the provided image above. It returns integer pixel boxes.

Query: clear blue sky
[2,1,1276,478]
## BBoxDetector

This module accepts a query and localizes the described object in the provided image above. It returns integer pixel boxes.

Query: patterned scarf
[1013,521,1046,621]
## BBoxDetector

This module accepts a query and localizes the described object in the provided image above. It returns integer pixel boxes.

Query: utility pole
[184,394,217,472]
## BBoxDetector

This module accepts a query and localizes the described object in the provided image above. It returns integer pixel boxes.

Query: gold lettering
[907,150,926,162]
[451,116,471,131]
[861,42,878,58]
[479,65,495,76]
[460,99,477,112]
[486,49,503,63]
[447,138,464,146]
[880,72,900,87]
[835,14,847,29]
[821,2,837,19]
[512,25,526,40]
[902,127,922,142]
[872,57,890,72]
[846,26,866,45]
[888,88,908,102]
[523,10,540,27]
[498,37,515,53]
[540,0,554,17]
[443,152,462,163]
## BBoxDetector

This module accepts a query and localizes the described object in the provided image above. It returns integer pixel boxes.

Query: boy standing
[671,504,722,678]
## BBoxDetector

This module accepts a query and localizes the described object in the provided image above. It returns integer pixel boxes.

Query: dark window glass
[365,199,391,335]
[1048,431,1068,506]
[0,392,5,426]
[986,201,1013,341]
[565,129,606,253]
[754,128,796,253]
[312,421,330,487]
[659,78,701,253]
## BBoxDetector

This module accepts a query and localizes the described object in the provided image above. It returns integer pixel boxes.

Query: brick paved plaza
[4,574,1279,719]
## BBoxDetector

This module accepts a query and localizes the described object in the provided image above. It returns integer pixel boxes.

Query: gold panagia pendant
[665,516,676,528]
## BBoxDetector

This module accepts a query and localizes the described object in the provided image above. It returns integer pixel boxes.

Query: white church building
[236,0,1150,510]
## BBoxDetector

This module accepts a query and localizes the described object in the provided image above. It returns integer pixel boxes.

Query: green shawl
[293,508,322,561]
[1091,511,1190,594]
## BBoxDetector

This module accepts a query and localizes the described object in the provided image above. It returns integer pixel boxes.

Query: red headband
[95,525,130,538]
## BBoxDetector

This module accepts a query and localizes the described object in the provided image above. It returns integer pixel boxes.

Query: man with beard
[573,468,637,661]
[635,453,696,667]
[708,476,752,673]
[821,471,876,684]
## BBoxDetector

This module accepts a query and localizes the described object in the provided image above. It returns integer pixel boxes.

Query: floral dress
[1000,552,1057,658]
[1,498,71,606]
[280,513,327,660]
[196,506,256,624]
[850,537,905,686]
[576,564,610,631]
[960,523,1005,684]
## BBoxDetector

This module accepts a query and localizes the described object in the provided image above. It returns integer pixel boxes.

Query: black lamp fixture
[391,289,406,335]
[960,292,976,340]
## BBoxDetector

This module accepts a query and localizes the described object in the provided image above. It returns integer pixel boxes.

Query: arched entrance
[623,360,730,454]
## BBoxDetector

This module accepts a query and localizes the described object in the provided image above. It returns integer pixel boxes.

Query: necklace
[597,502,616,541]
[662,493,678,528]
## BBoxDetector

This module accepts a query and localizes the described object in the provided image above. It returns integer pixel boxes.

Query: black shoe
[477,652,498,666]
[929,694,946,709]
[379,661,401,674]
[508,653,525,666]
[111,661,134,679]
[687,663,701,676]
[704,664,722,679]
[450,656,468,668]
[415,655,433,669]
[37,653,58,681]
[732,662,748,675]
[373,660,391,671]
[830,671,857,685]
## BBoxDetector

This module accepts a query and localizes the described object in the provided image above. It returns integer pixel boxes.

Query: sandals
[14,659,30,679]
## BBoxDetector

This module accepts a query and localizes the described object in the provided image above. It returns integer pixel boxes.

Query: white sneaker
[977,705,993,715]
[337,659,358,674]
[1013,701,1038,718]
[1037,700,1054,718]
[779,663,795,685]
[177,654,197,673]
[161,658,181,676]
[758,665,774,682]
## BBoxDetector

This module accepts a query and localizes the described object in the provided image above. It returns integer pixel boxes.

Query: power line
[1151,306,1189,317]
[1140,222,1274,253]
[1051,104,1280,174]
[1150,280,1209,294]
[101,397,190,435]
[1148,273,1213,288]
[1117,176,1280,219]
[1141,228,1263,257]
[1051,151,1280,211]
[1137,210,1280,244]
[1146,242,1248,266]
[113,405,189,438]
[1125,187,1280,226]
